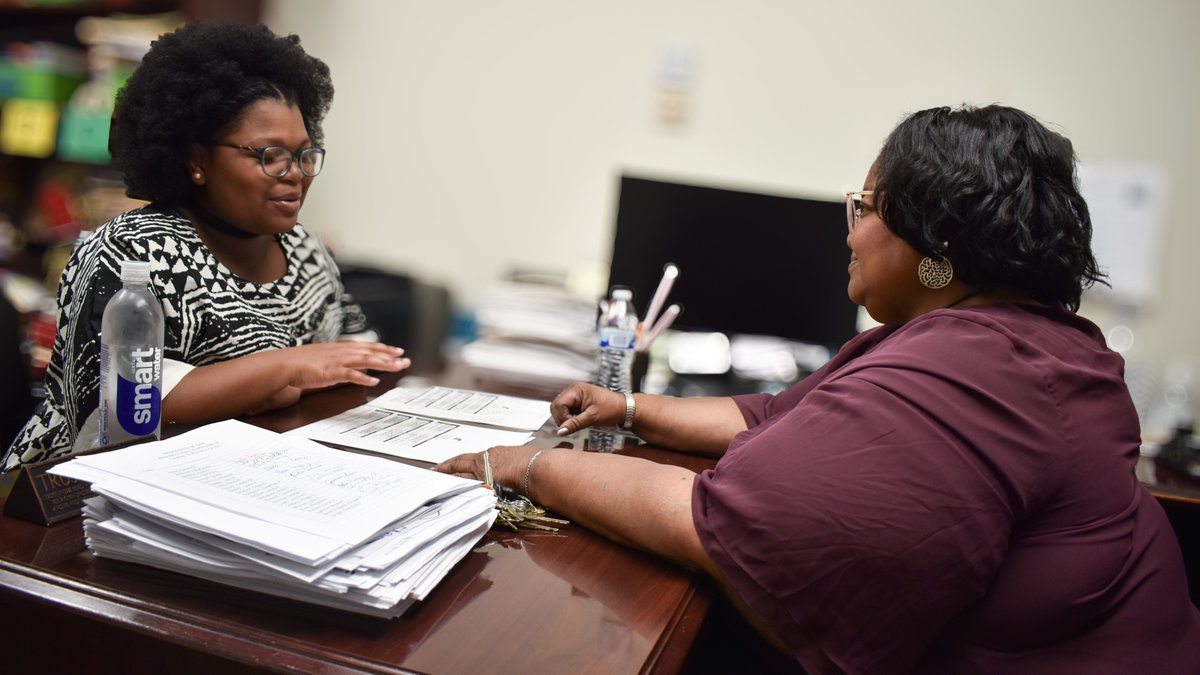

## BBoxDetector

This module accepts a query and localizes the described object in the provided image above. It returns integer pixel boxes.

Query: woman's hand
[164,341,410,425]
[550,382,626,436]
[550,383,746,455]
[276,341,410,391]
[436,445,538,492]
[438,444,718,579]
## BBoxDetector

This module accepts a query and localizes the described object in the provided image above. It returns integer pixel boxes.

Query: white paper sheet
[287,405,533,464]
[51,420,479,558]
[373,386,551,431]
[50,417,501,616]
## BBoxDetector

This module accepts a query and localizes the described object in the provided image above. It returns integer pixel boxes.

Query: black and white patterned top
[3,204,368,469]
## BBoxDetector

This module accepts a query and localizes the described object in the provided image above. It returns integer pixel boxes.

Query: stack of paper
[462,281,598,393]
[49,419,495,617]
[288,386,550,464]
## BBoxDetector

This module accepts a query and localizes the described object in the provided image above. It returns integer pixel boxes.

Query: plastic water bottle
[98,260,164,447]
[589,288,637,452]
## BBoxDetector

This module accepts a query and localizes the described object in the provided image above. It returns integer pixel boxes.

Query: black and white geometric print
[3,204,367,469]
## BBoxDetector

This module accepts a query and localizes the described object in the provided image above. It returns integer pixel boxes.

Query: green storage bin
[0,55,86,104]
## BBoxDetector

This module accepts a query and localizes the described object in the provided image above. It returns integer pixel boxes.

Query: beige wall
[264,0,1200,420]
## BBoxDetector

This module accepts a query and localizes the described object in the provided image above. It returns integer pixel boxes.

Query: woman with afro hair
[4,22,410,469]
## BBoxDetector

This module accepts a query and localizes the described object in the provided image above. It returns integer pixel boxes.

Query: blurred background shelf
[0,0,262,446]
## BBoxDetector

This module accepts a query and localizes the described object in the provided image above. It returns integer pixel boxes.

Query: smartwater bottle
[589,288,638,452]
[98,260,164,447]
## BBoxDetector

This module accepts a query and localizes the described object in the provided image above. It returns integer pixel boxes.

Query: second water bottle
[590,288,637,452]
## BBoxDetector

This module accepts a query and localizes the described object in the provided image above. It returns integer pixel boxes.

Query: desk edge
[0,558,418,674]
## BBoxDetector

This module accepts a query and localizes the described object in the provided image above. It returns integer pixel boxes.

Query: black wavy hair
[875,104,1106,312]
[109,21,333,204]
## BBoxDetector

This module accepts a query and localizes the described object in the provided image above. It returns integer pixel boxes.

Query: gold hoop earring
[918,256,953,289]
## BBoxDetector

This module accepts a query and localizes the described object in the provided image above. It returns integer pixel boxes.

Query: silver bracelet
[523,449,545,498]
[620,392,636,430]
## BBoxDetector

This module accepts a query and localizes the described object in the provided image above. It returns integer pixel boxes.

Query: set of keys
[481,448,569,532]
[493,492,569,532]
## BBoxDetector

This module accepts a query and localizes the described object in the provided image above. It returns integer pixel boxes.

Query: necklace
[188,201,257,239]
[945,287,990,309]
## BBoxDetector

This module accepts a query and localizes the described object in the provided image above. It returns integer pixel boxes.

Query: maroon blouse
[693,303,1200,674]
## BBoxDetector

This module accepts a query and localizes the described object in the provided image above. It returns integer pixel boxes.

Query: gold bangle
[481,449,493,489]
[620,392,635,430]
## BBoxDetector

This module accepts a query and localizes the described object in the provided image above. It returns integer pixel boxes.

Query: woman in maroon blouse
[438,105,1200,673]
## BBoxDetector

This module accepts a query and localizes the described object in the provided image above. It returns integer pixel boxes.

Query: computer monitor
[608,175,860,350]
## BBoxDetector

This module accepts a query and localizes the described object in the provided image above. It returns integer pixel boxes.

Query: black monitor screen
[609,175,860,349]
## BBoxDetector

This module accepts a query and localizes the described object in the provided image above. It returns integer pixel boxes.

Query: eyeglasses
[213,143,326,178]
[845,189,875,234]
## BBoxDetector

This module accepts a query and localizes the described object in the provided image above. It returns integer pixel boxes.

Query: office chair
[338,263,451,366]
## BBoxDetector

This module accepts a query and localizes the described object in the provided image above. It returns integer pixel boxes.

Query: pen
[636,303,680,353]
[639,263,678,346]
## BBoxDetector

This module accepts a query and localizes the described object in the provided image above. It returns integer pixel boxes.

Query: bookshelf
[0,0,261,443]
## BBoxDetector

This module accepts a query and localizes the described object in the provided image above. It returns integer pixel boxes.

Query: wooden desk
[4,367,1197,673]
[1138,455,1200,507]
[0,370,717,674]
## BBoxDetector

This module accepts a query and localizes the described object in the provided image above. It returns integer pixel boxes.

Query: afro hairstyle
[109,21,334,204]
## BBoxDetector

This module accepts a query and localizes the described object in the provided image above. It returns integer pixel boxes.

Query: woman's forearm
[162,350,299,424]
[463,446,717,575]
[552,383,748,455]
[162,341,409,424]
[630,395,748,455]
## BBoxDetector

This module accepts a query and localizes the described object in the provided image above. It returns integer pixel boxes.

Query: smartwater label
[115,347,162,436]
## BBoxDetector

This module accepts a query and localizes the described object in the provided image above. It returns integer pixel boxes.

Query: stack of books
[50,420,495,617]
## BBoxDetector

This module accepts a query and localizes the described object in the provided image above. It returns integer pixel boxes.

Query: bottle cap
[611,288,633,301]
[120,260,151,284]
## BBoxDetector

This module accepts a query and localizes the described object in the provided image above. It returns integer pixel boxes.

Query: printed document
[287,404,534,464]
[48,419,496,617]
[372,386,551,431]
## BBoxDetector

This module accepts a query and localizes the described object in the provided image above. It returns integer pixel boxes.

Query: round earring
[918,256,953,289]
[192,171,204,183]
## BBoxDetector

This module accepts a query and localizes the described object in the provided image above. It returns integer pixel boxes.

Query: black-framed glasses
[845,189,875,234]
[213,143,326,178]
